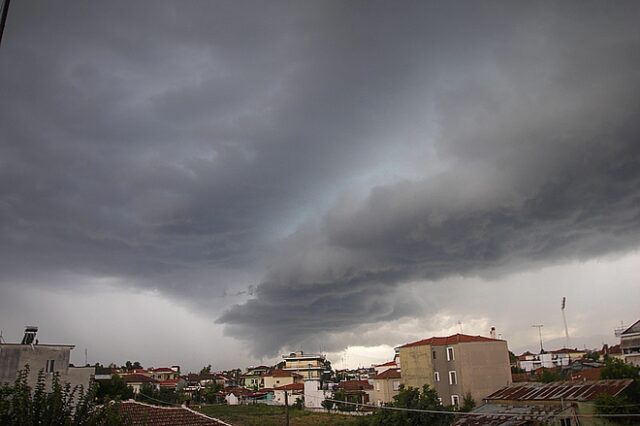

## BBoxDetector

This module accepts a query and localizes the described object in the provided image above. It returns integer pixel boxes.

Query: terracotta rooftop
[400,333,503,348]
[336,380,374,391]
[375,368,401,380]
[274,383,304,391]
[485,379,633,402]
[121,374,157,384]
[375,360,397,367]
[268,369,303,378]
[118,400,228,425]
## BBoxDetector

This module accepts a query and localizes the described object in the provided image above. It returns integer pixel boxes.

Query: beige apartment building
[372,368,401,406]
[399,333,512,407]
[281,351,326,380]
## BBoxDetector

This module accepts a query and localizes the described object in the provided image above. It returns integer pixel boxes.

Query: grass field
[197,404,367,426]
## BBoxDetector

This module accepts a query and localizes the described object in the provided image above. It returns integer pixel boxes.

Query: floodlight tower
[561,297,571,348]
[532,324,544,353]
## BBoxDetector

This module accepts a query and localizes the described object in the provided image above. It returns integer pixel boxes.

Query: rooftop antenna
[614,321,627,338]
[0,330,5,344]
[458,320,463,334]
[532,324,544,353]
[85,348,88,366]
[561,297,571,348]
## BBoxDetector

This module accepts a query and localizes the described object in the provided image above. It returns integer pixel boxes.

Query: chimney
[21,326,38,345]
[490,327,497,339]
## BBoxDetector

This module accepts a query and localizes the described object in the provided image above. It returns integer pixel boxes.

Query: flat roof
[0,343,75,348]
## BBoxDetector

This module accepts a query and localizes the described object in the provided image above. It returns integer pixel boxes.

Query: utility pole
[0,0,11,47]
[561,297,571,348]
[284,390,289,426]
[532,324,544,353]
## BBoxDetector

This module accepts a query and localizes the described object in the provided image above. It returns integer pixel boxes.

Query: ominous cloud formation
[1,1,639,359]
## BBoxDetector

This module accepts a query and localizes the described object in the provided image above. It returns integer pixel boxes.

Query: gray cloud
[219,2,640,354]
[1,2,639,359]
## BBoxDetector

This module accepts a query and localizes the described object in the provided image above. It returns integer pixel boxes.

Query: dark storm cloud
[219,2,640,354]
[1,2,639,355]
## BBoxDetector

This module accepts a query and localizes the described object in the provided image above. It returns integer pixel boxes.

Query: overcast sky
[1,1,639,372]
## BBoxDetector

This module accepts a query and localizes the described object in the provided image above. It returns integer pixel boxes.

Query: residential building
[600,344,624,361]
[241,365,269,389]
[373,360,398,376]
[0,326,93,392]
[372,368,401,406]
[620,319,640,366]
[334,380,374,405]
[263,369,302,389]
[273,382,304,405]
[281,351,327,380]
[453,379,634,426]
[121,374,158,394]
[150,366,180,381]
[517,348,585,372]
[398,333,512,407]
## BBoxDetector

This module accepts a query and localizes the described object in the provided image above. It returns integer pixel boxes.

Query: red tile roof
[400,333,503,348]
[274,383,304,391]
[268,369,302,378]
[485,379,633,402]
[375,360,397,367]
[121,374,157,384]
[159,378,180,387]
[336,380,374,391]
[152,368,176,373]
[375,368,401,380]
[118,401,228,425]
[549,348,583,354]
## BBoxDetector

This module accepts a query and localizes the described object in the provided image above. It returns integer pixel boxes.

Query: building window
[449,371,457,385]
[438,397,443,405]
[45,359,55,373]
[393,381,400,391]
[447,347,455,361]
[451,395,459,407]
[434,371,440,382]
[376,382,381,391]
[560,419,572,426]
[432,351,437,359]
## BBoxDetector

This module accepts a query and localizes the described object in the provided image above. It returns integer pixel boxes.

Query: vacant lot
[197,404,366,426]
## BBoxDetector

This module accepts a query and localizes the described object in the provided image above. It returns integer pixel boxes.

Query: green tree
[201,383,223,403]
[321,398,334,412]
[96,375,134,403]
[199,365,212,376]
[539,368,562,383]
[600,358,640,380]
[0,366,130,425]
[584,350,600,362]
[460,392,476,412]
[369,385,454,426]
[595,358,640,424]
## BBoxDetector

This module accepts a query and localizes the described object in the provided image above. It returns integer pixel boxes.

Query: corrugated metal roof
[485,379,633,402]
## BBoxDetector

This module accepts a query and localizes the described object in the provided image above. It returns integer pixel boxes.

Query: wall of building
[398,345,434,390]
[0,344,72,390]
[372,378,400,406]
[457,341,512,404]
